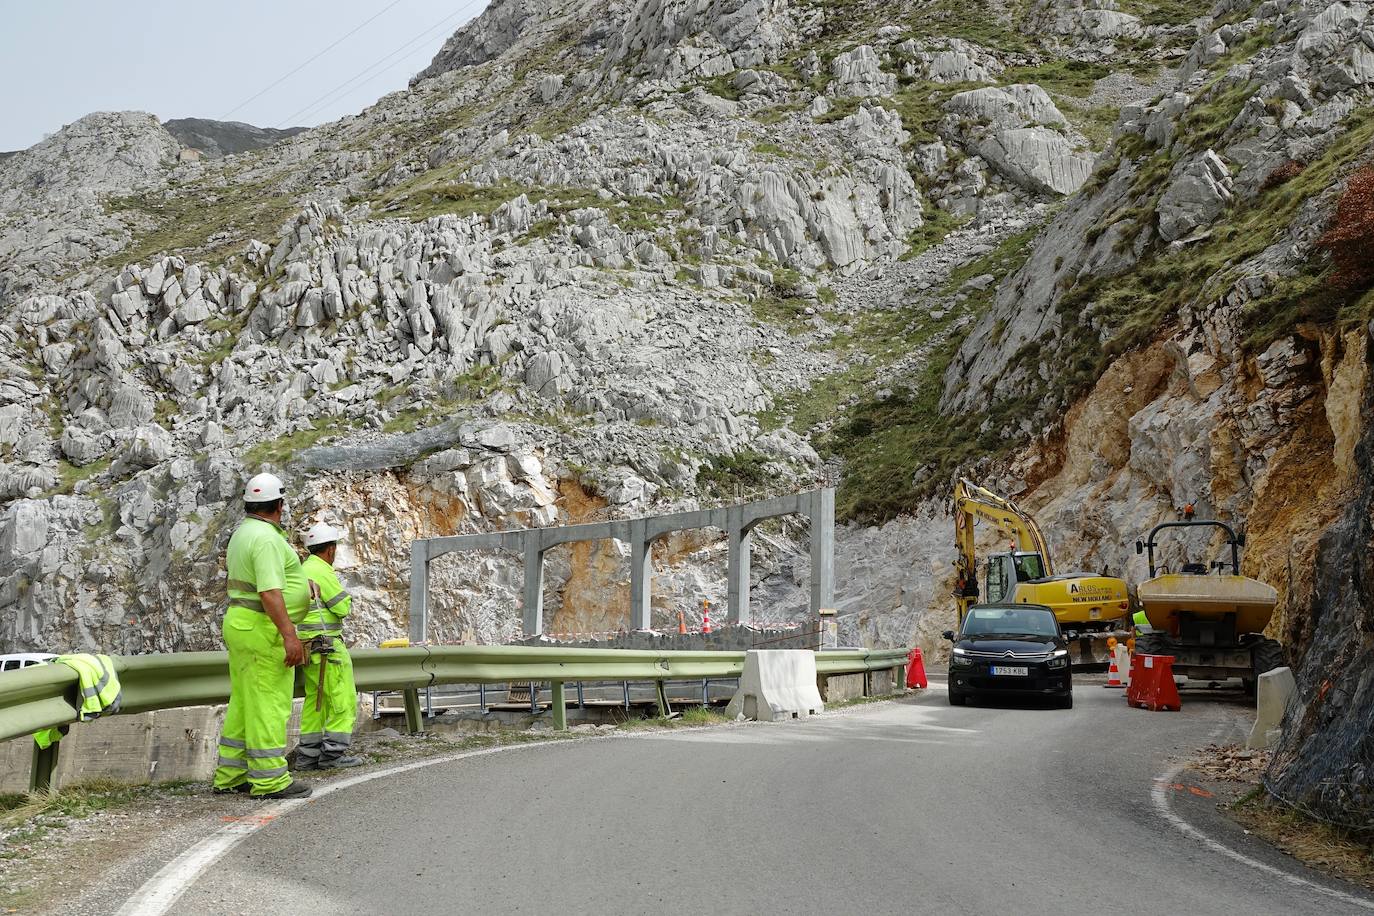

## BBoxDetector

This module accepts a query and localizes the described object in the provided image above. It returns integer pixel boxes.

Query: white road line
[115,741,587,916]
[1151,760,1374,911]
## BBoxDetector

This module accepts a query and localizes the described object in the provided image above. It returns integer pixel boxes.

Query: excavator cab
[983,551,1048,603]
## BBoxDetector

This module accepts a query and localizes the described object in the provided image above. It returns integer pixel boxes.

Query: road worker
[212,473,314,800]
[295,521,362,770]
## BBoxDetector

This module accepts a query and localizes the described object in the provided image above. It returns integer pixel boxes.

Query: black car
[943,603,1073,708]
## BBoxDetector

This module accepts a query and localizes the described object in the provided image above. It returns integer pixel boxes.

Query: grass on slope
[368,168,684,236]
[105,176,298,267]
[829,228,1039,522]
[1059,106,1374,396]
[748,228,1038,521]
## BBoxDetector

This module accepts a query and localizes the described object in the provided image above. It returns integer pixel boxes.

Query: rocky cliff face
[1,0,1371,733]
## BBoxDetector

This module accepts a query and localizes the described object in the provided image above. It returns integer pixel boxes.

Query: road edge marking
[1151,760,1374,911]
[114,739,592,916]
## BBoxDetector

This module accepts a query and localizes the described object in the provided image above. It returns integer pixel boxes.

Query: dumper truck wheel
[1251,638,1285,677]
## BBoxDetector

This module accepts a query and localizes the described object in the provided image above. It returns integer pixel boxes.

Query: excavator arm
[952,479,1056,621]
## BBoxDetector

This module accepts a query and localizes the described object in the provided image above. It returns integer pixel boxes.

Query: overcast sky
[0,1,483,151]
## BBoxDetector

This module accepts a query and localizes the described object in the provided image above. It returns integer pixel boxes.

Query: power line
[275,4,478,128]
[279,5,475,126]
[220,0,411,121]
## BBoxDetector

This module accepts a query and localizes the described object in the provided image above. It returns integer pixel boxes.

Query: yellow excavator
[953,479,1130,633]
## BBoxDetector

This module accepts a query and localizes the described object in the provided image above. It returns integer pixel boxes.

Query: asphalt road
[164,682,1371,916]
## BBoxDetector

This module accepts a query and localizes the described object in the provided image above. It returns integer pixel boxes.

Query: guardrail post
[629,518,653,630]
[402,688,423,735]
[409,539,430,644]
[523,539,547,637]
[655,680,670,718]
[30,736,62,793]
[808,488,836,622]
[550,681,567,731]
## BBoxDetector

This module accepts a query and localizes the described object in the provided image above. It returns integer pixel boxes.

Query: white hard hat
[303,522,346,548]
[243,472,286,503]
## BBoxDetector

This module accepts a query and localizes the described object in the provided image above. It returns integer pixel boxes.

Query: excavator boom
[952,478,1128,631]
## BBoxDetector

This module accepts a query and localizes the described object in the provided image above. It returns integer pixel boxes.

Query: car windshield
[962,607,1058,638]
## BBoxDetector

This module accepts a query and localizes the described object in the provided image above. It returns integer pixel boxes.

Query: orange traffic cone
[1104,637,1124,688]
[702,601,712,634]
[905,647,928,689]
[677,611,687,635]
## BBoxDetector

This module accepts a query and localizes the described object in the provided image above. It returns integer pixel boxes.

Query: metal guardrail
[0,646,910,790]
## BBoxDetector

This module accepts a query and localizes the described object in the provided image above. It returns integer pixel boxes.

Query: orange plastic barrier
[1127,654,1181,712]
[905,647,928,689]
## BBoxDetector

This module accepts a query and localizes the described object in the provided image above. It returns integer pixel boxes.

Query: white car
[0,653,56,673]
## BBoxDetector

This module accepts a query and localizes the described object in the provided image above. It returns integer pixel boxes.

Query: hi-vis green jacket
[301,554,352,638]
[33,653,122,749]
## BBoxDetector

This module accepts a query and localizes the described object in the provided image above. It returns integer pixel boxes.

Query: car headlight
[1046,649,1069,669]
[951,649,974,667]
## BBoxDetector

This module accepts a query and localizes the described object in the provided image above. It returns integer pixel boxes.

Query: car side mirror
[942,630,956,642]
[1135,540,1144,555]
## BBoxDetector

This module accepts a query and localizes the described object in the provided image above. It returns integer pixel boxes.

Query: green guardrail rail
[1,645,910,791]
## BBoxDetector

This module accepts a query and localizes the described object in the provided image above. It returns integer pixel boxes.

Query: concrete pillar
[808,487,836,619]
[727,506,752,626]
[408,539,429,644]
[629,518,653,630]
[523,539,546,637]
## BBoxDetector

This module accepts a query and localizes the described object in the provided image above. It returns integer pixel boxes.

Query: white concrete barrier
[1246,666,1296,749]
[725,650,825,722]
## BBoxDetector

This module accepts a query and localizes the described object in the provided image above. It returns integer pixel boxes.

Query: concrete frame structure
[409,488,835,642]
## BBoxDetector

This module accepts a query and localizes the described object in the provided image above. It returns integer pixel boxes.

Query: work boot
[318,754,364,769]
[257,780,313,800]
[212,782,252,795]
[293,756,321,771]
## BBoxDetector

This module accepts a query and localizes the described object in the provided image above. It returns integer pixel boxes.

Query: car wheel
[948,691,966,707]
[1057,693,1073,710]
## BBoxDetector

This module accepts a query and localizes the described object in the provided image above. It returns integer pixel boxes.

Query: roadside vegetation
[1232,789,1374,891]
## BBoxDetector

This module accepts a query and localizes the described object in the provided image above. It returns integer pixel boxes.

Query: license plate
[991,666,1028,676]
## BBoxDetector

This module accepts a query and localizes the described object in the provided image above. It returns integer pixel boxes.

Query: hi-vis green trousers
[213,606,294,796]
[298,636,356,766]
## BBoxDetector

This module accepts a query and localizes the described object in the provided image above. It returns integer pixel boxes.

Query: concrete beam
[409,488,836,639]
[409,539,429,644]
[522,541,546,638]
[727,504,752,626]
[808,488,836,618]
[629,518,653,631]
